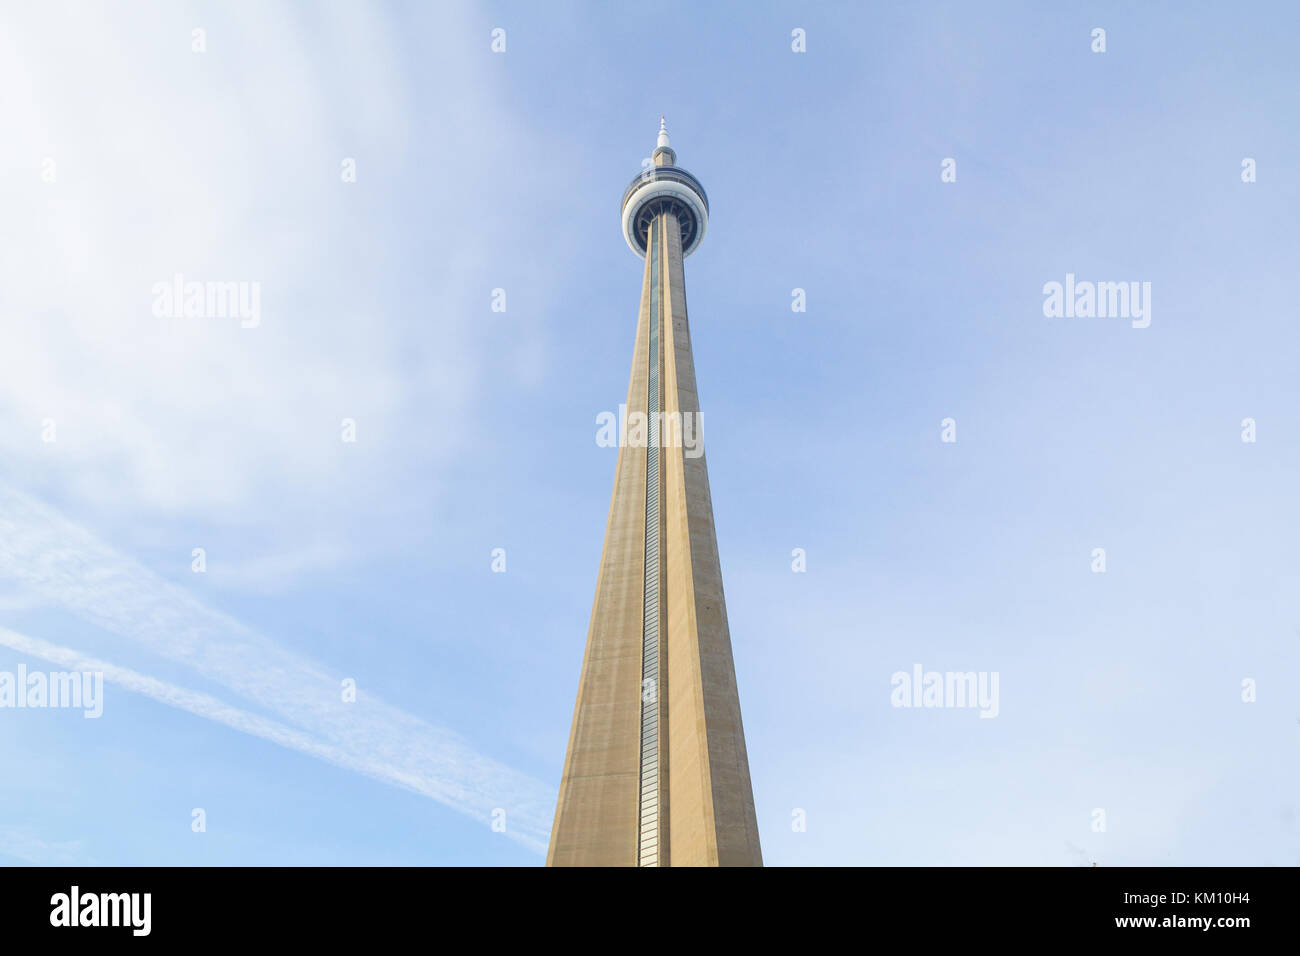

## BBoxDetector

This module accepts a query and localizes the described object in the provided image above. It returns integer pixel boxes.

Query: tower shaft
[548,144,762,865]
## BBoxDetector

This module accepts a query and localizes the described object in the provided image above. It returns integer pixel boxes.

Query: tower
[547,121,762,867]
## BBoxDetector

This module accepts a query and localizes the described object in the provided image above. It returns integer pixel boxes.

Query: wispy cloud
[0,3,495,541]
[0,2,562,861]
[0,626,548,852]
[0,824,89,866]
[204,542,350,594]
[0,483,554,851]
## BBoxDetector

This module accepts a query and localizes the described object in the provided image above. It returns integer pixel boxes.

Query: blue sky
[1,0,1297,866]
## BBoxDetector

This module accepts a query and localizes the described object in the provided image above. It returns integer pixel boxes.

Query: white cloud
[0,482,555,851]
[0,3,502,541]
[204,541,349,593]
[0,3,562,857]
[0,824,89,866]
[0,625,550,853]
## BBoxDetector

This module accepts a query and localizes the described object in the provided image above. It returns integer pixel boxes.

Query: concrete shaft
[547,210,762,867]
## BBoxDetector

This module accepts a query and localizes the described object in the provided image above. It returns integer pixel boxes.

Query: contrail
[0,484,554,852]
[0,626,546,852]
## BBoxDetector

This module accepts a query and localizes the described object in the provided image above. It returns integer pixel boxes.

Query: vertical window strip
[637,217,662,867]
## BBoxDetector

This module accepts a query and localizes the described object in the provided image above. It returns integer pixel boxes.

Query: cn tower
[548,121,762,867]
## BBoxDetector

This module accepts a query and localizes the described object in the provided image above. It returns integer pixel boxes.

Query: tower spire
[657,116,670,150]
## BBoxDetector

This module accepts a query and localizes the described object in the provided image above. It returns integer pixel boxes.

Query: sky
[0,0,1297,866]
